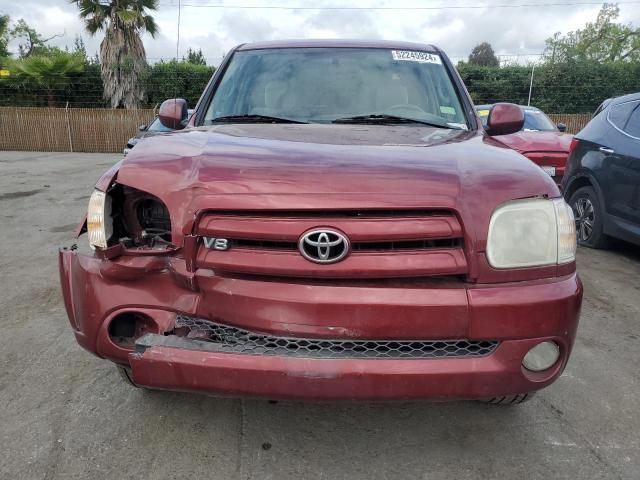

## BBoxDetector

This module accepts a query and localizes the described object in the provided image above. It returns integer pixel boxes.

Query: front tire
[478,393,535,405]
[568,186,609,248]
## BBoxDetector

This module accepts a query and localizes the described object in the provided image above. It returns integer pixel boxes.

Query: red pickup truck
[59,40,582,404]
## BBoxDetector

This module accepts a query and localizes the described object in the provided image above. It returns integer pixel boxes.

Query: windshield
[523,109,557,131]
[205,47,469,128]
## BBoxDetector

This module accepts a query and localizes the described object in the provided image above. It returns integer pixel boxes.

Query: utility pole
[527,64,535,107]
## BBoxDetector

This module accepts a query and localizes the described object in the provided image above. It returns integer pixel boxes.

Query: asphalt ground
[1,151,638,479]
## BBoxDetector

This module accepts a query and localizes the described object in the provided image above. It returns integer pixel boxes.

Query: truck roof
[237,39,439,52]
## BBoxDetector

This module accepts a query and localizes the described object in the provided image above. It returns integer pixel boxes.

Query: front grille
[172,315,498,359]
[195,209,468,279]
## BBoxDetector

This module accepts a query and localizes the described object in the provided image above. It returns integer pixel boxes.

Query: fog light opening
[108,312,156,349]
[522,341,560,372]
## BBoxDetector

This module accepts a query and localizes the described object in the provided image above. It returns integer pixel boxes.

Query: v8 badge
[203,237,229,251]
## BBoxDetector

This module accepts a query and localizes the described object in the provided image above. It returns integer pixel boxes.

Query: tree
[70,0,159,108]
[7,50,84,106]
[184,47,206,65]
[544,3,640,63]
[468,42,500,67]
[73,35,88,60]
[0,14,10,59]
[10,19,63,58]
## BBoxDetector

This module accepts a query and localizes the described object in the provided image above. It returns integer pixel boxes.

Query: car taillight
[569,138,579,152]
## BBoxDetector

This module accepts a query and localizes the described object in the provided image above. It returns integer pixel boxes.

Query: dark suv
[562,92,640,248]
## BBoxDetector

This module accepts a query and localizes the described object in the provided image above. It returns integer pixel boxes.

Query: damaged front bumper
[59,247,583,401]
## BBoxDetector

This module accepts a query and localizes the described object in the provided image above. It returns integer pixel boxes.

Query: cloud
[305,9,380,39]
[1,0,639,67]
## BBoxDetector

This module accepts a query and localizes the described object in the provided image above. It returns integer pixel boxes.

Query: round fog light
[523,341,560,372]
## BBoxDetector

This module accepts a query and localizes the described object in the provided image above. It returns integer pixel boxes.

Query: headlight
[87,189,112,250]
[487,198,576,269]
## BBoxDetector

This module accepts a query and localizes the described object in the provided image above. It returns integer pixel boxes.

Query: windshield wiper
[332,114,457,129]
[210,114,307,124]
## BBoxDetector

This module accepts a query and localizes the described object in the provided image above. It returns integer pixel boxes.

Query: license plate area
[541,166,556,177]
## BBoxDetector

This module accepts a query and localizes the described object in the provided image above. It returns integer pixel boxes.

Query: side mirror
[557,123,567,133]
[486,103,524,136]
[138,124,147,132]
[158,98,189,130]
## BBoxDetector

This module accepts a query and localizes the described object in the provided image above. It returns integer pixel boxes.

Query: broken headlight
[136,197,172,239]
[87,186,172,250]
[87,189,113,250]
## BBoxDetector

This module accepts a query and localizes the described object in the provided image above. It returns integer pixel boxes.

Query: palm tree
[0,14,11,59]
[8,51,85,106]
[70,0,158,108]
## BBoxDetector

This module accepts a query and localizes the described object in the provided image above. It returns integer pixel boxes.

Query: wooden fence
[0,107,156,153]
[547,113,592,135]
[0,107,593,153]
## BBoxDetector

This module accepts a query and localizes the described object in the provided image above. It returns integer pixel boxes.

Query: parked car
[476,104,572,186]
[60,40,581,404]
[123,110,194,155]
[562,92,640,248]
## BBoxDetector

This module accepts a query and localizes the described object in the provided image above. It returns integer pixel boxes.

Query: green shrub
[143,60,214,108]
[457,61,640,113]
[2,56,638,113]
[0,59,215,108]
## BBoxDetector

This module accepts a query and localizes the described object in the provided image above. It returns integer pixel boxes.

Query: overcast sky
[2,0,640,66]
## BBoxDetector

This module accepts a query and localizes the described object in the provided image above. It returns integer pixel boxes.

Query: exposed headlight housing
[487,198,576,269]
[87,189,112,250]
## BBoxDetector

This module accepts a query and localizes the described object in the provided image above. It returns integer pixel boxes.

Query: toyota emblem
[298,229,350,264]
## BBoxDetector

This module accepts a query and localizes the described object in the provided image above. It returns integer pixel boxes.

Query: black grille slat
[231,239,298,250]
[350,238,461,251]
[228,237,461,252]
[173,316,498,359]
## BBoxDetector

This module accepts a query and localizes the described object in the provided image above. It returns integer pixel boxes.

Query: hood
[107,123,559,244]
[492,130,573,153]
[122,124,472,196]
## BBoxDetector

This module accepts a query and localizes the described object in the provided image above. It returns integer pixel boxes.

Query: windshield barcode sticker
[391,50,442,64]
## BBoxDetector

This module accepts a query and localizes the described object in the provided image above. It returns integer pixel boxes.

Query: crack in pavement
[538,396,623,480]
